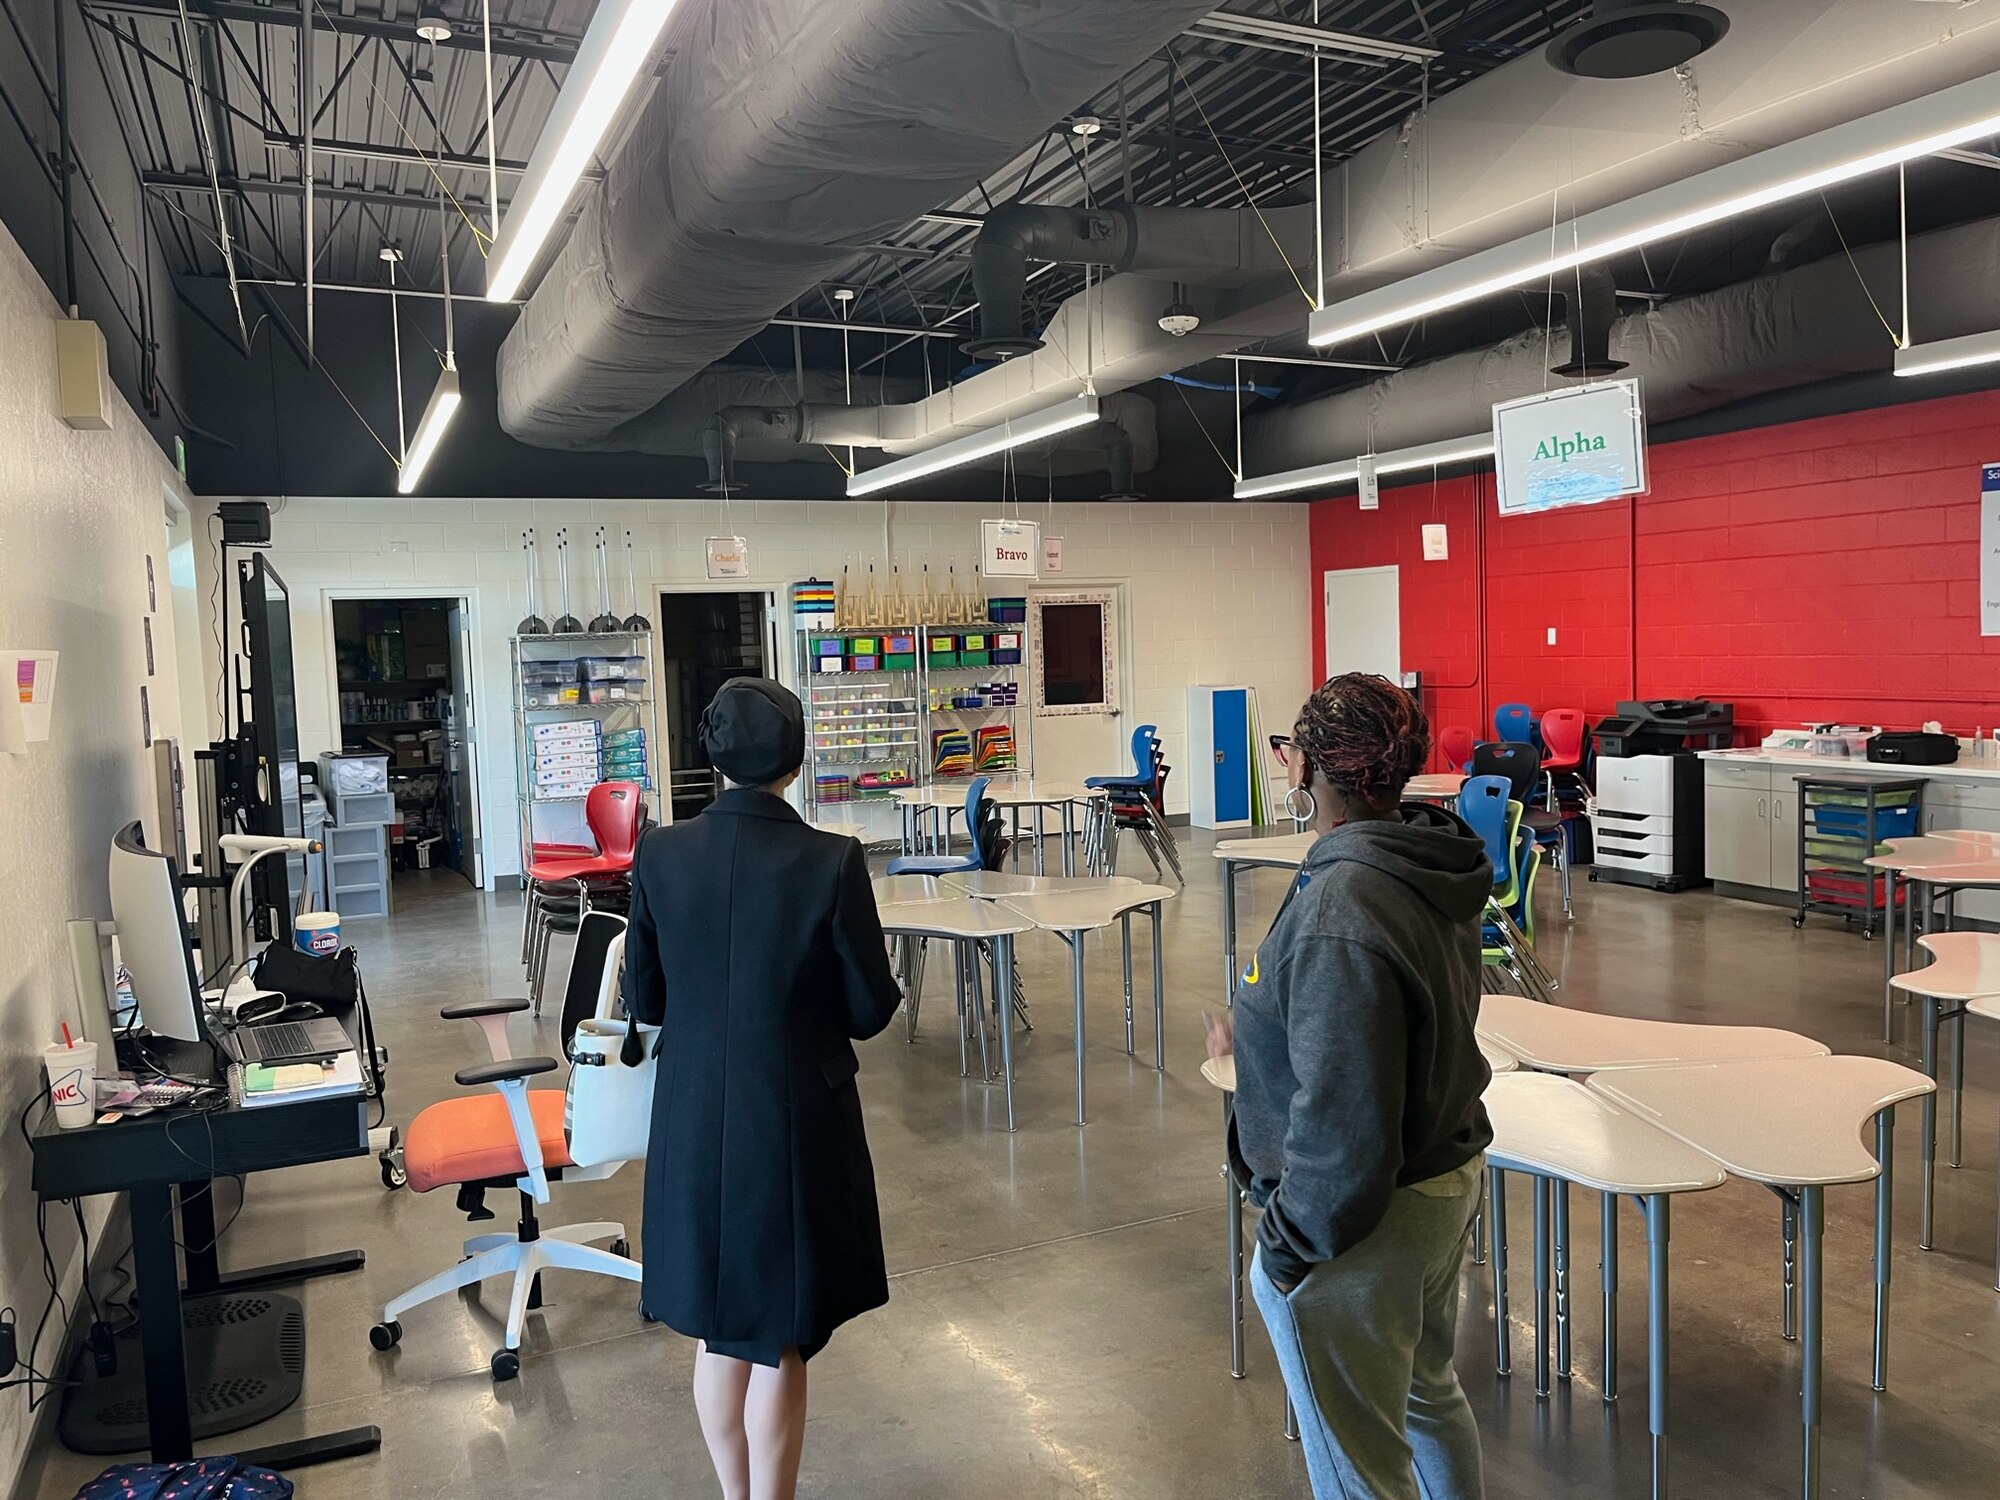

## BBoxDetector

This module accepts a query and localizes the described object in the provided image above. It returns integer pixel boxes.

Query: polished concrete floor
[24,833,2000,1498]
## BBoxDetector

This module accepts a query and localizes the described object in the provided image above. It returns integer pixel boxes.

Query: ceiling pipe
[1551,265,1628,379]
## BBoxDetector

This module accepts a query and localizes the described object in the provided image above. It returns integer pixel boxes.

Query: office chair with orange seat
[371,910,650,1380]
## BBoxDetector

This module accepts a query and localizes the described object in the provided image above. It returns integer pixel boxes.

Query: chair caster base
[491,1347,520,1381]
[369,1320,402,1351]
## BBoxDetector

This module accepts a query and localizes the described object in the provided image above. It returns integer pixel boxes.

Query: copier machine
[1588,700,1732,891]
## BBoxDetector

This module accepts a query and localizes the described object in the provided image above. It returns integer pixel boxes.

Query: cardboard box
[367,733,426,769]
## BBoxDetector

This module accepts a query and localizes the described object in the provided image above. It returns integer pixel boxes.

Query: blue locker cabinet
[1188,685,1253,830]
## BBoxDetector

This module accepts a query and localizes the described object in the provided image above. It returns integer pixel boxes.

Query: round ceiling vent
[1547,3,1730,79]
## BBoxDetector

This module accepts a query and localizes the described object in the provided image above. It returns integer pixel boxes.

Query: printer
[1592,699,1734,758]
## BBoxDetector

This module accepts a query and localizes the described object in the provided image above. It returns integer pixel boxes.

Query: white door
[445,599,484,887]
[1322,566,1401,681]
[1028,588,1126,784]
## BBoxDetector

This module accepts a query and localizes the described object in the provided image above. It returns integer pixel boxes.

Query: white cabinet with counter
[1701,749,2000,912]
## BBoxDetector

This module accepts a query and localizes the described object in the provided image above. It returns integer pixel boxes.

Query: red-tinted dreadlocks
[1293,672,1432,812]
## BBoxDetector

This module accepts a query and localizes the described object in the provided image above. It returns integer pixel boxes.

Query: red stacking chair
[520,782,645,1014]
[1539,709,1588,802]
[1438,725,1476,773]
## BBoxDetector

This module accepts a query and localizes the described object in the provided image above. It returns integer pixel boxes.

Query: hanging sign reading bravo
[1492,378,1648,517]
[981,518,1041,578]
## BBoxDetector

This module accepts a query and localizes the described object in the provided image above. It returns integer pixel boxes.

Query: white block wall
[191,495,1313,883]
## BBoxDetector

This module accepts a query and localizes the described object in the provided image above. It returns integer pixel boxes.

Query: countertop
[1699,748,2000,782]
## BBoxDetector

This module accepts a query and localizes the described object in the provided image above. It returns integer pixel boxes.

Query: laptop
[228,1015,353,1067]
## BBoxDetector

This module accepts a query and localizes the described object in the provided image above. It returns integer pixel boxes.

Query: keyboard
[232,1016,351,1065]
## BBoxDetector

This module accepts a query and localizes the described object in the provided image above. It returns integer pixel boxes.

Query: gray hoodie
[1228,804,1495,1287]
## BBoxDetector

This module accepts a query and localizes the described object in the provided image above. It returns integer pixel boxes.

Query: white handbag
[561,934,659,1169]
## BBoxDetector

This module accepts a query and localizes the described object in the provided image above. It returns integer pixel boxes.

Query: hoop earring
[1284,784,1318,825]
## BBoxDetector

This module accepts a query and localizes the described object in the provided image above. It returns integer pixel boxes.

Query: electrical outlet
[1547,627,1558,646]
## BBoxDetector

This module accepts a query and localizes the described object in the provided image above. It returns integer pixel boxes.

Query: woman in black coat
[623,677,902,1500]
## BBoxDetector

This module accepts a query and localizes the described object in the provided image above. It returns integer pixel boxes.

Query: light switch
[1546,627,1558,646]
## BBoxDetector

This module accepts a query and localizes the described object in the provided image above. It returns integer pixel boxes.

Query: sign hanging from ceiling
[1492,378,1647,517]
[705,536,750,580]
[981,518,1041,578]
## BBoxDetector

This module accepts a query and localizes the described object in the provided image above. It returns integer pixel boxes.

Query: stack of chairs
[1084,724,1184,885]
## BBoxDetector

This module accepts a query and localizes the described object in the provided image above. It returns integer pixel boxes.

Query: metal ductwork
[1551,266,1627,379]
[963,201,1314,359]
[723,0,2000,468]
[1241,216,2000,478]
[495,0,1222,450]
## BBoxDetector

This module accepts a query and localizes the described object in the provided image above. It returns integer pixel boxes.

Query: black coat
[622,788,902,1353]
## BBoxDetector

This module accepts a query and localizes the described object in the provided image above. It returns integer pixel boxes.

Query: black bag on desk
[1867,732,1959,765]
[250,943,384,1096]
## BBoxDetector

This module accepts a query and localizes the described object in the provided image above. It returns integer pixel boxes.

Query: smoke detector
[1071,116,1103,137]
[1157,301,1200,337]
[415,7,454,43]
[1547,2,1729,79]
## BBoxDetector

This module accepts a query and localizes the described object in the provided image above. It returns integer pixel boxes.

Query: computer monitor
[109,821,206,1043]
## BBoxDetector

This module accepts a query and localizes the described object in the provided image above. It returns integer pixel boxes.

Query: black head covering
[700,677,805,786]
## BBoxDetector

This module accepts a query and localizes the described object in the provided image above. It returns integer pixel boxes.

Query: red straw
[60,1022,74,1048]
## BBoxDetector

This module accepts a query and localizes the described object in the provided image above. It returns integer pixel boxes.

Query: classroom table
[1887,931,2000,1250]
[875,898,1036,1130]
[1867,832,2000,1040]
[939,870,1137,899]
[1587,1056,1935,1500]
[1212,831,1317,1002]
[894,781,1104,875]
[1405,772,1467,804]
[1476,994,1829,1363]
[810,819,869,842]
[872,873,948,907]
[999,883,1176,1122]
[1483,1072,1726,1500]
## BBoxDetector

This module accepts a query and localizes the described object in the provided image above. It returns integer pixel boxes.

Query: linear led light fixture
[845,394,1100,498]
[1234,434,1494,501]
[485,0,684,301]
[1309,71,2000,350]
[1195,8,1440,64]
[397,361,462,494]
[1894,329,2000,379]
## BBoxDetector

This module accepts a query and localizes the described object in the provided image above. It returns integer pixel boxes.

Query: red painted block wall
[1307,389,2000,765]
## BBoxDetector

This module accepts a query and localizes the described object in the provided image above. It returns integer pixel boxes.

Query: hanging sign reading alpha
[1492,378,1647,516]
[981,518,1041,578]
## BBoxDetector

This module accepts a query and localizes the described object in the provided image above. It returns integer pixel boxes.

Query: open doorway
[658,590,775,819]
[328,596,483,887]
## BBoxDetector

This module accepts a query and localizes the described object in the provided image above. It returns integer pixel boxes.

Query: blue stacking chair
[1472,741,1573,919]
[1493,703,1537,746]
[887,777,992,877]
[1458,775,1524,909]
[1086,724,1160,790]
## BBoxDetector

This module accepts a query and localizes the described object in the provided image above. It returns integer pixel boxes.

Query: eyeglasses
[1268,734,1297,767]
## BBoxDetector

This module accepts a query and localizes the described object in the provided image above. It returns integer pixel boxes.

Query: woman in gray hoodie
[1212,672,1495,1500]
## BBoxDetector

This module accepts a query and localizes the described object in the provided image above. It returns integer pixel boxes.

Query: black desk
[30,1088,382,1468]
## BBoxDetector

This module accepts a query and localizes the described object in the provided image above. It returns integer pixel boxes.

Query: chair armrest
[440,998,531,1020]
[455,1056,557,1088]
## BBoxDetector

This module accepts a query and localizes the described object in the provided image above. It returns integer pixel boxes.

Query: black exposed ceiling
[9,0,2000,499]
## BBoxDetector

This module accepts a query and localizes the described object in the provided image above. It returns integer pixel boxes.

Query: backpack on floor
[73,1458,293,1500]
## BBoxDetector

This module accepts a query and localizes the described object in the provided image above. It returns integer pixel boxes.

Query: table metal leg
[1883,867,1897,1043]
[992,934,1016,1132]
[1227,1155,1245,1378]
[1471,1172,1486,1266]
[1922,996,1939,1250]
[1645,1194,1671,1500]
[1533,1175,1552,1399]
[1151,903,1165,1072]
[1782,1196,1798,1341]
[1800,1185,1824,1500]
[1951,1005,1966,1169]
[1034,805,1046,875]
[1873,1108,1893,1392]
[131,1182,193,1461]
[1490,1167,1511,1376]
[954,943,971,1078]
[1602,1192,1619,1404]
[1555,1179,1573,1380]
[1993,1108,2000,1294]
[1070,932,1088,1125]
[1061,802,1076,877]
[1221,861,1240,1004]
[1284,1400,1299,1442]
[968,940,992,1082]
[1121,914,1136,1056]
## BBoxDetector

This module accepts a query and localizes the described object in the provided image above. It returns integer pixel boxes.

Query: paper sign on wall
[1043,536,1065,573]
[1981,463,2000,636]
[981,518,1041,578]
[0,650,59,754]
[1357,453,1379,511]
[1422,523,1449,561]
[1493,378,1647,516]
[705,535,750,579]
